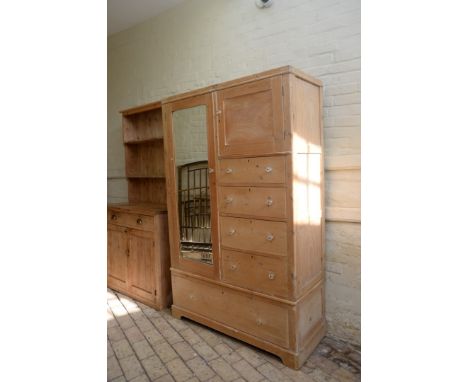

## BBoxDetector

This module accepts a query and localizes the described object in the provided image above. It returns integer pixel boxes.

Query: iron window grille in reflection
[177,160,212,264]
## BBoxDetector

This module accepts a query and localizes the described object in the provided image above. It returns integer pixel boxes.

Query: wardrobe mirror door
[172,105,213,265]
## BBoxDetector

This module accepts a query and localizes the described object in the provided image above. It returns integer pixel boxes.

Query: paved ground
[107,289,360,382]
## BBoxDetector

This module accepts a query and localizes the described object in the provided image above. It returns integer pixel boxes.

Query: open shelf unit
[121,102,166,205]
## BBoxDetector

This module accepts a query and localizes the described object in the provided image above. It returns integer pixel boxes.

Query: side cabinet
[107,206,171,310]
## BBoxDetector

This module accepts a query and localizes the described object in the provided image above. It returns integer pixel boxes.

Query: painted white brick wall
[108,0,361,344]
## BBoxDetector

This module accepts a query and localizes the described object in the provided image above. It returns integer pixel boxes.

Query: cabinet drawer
[108,210,154,231]
[172,273,289,348]
[220,216,287,256]
[222,250,288,297]
[219,186,287,219]
[218,156,286,185]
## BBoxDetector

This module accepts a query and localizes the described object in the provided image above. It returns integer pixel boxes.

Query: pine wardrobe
[162,66,325,369]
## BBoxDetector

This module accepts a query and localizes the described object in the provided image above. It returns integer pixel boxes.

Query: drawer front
[219,186,287,219]
[220,216,287,256]
[222,249,288,297]
[218,156,286,185]
[108,210,154,232]
[172,273,289,348]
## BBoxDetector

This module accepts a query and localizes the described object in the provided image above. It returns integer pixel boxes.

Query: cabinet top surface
[119,66,322,113]
[161,66,322,104]
[108,203,167,215]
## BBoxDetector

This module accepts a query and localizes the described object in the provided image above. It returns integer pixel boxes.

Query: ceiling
[108,0,186,36]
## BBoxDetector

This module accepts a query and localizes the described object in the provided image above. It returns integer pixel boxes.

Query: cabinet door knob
[208,168,214,174]
[265,197,273,206]
[265,166,273,173]
[256,318,263,326]
[225,168,233,174]
[230,264,238,271]
[228,228,236,236]
[136,218,143,225]
[266,233,274,241]
[225,197,233,204]
[111,214,117,220]
[268,271,276,280]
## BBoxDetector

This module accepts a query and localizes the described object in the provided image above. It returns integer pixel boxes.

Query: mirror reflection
[172,106,212,264]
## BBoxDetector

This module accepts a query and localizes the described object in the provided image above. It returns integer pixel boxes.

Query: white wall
[108,0,360,344]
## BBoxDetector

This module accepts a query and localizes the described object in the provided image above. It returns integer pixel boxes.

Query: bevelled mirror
[172,105,213,264]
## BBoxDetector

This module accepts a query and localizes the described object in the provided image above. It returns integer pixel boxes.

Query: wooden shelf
[126,175,166,179]
[124,137,163,145]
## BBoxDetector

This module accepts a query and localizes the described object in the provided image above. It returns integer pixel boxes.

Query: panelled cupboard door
[216,76,285,156]
[128,231,156,303]
[107,226,128,290]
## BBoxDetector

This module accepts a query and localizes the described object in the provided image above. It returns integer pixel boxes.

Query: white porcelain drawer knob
[265,166,273,173]
[265,197,273,206]
[225,197,233,204]
[266,233,274,241]
[230,264,238,271]
[268,271,276,280]
[225,168,233,174]
[228,228,236,236]
[256,318,263,326]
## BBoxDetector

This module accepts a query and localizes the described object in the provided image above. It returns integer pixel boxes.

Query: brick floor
[107,289,360,382]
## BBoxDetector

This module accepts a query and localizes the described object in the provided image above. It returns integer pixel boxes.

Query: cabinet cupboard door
[107,226,128,290]
[128,232,156,303]
[216,76,285,156]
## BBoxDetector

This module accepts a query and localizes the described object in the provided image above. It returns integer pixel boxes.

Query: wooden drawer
[172,273,289,348]
[219,186,287,220]
[220,216,287,256]
[108,210,154,232]
[222,249,288,297]
[218,156,286,185]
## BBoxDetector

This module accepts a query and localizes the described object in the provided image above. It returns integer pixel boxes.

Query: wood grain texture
[172,272,290,348]
[123,108,163,143]
[216,76,285,157]
[125,140,165,178]
[164,68,325,368]
[219,216,288,257]
[108,102,171,310]
[218,186,287,220]
[217,156,286,185]
[107,224,128,291]
[221,249,289,298]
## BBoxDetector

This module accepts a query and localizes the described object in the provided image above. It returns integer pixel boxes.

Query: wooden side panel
[128,230,156,303]
[221,249,289,298]
[172,272,289,348]
[123,108,163,143]
[292,153,323,297]
[107,225,128,291]
[219,186,287,220]
[216,76,285,156]
[219,216,288,257]
[128,178,167,205]
[154,214,172,309]
[296,283,324,350]
[290,75,322,154]
[125,140,165,178]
